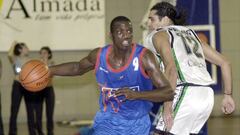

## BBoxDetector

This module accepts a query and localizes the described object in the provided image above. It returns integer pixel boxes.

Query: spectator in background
[8,42,30,135]
[39,46,55,135]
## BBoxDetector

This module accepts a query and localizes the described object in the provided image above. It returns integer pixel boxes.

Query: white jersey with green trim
[144,25,214,85]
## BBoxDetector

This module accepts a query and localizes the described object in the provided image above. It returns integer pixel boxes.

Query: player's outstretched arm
[50,48,100,76]
[202,42,235,114]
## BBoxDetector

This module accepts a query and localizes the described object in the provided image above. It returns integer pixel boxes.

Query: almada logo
[4,0,104,21]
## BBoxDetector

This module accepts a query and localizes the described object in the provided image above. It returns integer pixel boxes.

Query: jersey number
[177,33,203,58]
[133,57,139,71]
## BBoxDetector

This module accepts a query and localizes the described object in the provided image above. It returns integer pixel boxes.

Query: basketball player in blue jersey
[49,16,174,135]
[144,2,235,135]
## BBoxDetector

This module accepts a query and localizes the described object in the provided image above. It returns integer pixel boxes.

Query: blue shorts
[92,111,151,135]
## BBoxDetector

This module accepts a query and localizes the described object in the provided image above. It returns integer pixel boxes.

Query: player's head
[110,16,133,50]
[40,46,52,60]
[14,42,29,56]
[147,2,186,31]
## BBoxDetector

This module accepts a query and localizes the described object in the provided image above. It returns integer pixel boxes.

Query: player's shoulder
[140,47,155,60]
[90,47,101,54]
[87,47,102,61]
[91,44,111,54]
[152,29,170,42]
[135,44,153,53]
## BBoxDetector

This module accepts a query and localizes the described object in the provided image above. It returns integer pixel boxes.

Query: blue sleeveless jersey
[93,44,153,135]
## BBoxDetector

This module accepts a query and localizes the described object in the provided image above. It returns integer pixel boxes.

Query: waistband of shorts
[177,83,209,87]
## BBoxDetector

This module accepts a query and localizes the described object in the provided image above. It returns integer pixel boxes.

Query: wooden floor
[3,122,79,135]
[2,116,240,135]
[208,116,240,135]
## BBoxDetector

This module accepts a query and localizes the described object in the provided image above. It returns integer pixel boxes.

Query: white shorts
[155,85,214,135]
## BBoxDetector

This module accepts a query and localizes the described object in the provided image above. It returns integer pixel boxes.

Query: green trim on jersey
[156,55,162,63]
[173,86,188,117]
[172,49,185,82]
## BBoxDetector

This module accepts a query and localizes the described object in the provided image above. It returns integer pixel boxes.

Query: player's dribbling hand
[114,88,137,102]
[221,95,235,114]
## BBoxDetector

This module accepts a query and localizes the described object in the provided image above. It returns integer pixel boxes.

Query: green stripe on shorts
[173,86,188,117]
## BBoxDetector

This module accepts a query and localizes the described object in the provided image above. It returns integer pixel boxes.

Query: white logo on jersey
[187,59,205,68]
[101,85,140,112]
[119,75,124,80]
[101,85,140,98]
[99,67,109,73]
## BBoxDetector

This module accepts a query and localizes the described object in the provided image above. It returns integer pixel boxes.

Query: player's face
[40,49,49,59]
[147,10,167,31]
[111,21,133,50]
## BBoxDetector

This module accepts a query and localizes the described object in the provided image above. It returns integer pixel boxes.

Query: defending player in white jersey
[144,2,235,135]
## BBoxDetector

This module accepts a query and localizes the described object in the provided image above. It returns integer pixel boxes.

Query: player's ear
[162,16,172,25]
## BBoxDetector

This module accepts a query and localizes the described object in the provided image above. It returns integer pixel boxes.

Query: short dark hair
[40,46,52,59]
[151,2,187,25]
[13,42,25,56]
[110,16,131,33]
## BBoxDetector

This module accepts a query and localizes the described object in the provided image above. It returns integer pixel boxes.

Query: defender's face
[147,10,166,32]
[111,21,133,50]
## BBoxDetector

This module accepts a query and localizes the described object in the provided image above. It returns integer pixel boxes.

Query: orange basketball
[19,59,50,92]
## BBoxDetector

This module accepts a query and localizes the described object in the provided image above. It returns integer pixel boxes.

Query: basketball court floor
[2,116,239,135]
[208,116,240,135]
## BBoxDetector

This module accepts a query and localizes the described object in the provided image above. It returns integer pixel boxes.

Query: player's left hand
[114,88,137,102]
[221,95,235,114]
